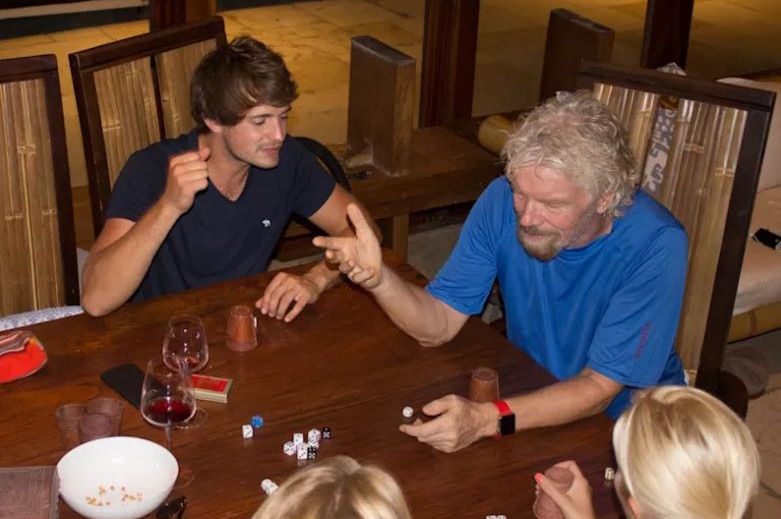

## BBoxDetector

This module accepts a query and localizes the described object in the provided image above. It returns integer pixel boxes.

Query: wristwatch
[492,400,516,438]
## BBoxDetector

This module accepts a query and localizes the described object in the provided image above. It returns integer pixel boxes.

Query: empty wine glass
[163,314,208,427]
[141,356,196,487]
[163,314,209,373]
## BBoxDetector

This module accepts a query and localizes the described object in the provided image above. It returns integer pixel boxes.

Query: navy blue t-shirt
[106,131,336,301]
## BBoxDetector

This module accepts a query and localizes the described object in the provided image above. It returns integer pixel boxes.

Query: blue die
[251,415,264,428]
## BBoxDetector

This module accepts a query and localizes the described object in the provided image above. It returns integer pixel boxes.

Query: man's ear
[203,118,223,134]
[596,192,615,215]
[627,496,643,519]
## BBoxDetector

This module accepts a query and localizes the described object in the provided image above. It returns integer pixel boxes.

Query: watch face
[499,413,516,436]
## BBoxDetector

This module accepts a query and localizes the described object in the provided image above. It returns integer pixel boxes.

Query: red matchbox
[191,374,233,403]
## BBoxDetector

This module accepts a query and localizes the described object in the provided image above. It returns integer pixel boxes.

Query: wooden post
[346,36,416,176]
[539,9,614,102]
[150,0,217,31]
[418,0,480,128]
[640,0,694,69]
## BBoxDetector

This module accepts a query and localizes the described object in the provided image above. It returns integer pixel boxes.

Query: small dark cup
[469,367,500,403]
[226,305,258,352]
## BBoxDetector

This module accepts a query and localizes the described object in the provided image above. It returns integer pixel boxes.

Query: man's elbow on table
[576,368,623,418]
[80,273,124,317]
[81,290,117,317]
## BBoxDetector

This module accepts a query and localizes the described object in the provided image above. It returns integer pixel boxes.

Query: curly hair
[190,36,298,130]
[501,90,638,217]
[252,456,412,519]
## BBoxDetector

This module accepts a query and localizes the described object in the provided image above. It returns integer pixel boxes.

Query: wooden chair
[578,61,776,415]
[69,15,227,236]
[0,54,79,316]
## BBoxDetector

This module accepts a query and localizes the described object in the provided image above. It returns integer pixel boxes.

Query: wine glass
[141,356,197,487]
[163,314,208,427]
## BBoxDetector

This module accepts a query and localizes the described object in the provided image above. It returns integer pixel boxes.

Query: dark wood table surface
[0,258,619,518]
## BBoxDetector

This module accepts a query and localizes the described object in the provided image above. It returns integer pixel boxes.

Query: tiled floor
[2,0,780,516]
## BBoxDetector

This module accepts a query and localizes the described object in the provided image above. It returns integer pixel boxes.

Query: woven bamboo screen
[94,57,160,189]
[157,39,217,138]
[593,83,747,373]
[0,78,65,314]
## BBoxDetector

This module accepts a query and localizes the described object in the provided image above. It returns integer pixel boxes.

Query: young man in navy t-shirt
[81,36,374,320]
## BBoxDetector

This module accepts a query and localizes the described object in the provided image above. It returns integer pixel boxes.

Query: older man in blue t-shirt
[314,91,687,452]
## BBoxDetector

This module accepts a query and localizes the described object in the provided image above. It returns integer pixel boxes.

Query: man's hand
[313,204,383,289]
[160,147,210,215]
[399,395,498,452]
[256,272,322,323]
[535,461,596,519]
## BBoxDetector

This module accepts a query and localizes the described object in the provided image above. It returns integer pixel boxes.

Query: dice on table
[283,441,296,456]
[293,432,304,445]
[307,446,317,460]
[261,478,278,496]
[251,415,264,428]
[307,428,321,443]
[297,443,308,460]
[242,424,253,438]
[321,427,332,439]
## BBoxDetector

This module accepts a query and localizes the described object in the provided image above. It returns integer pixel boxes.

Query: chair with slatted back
[69,15,227,237]
[577,61,776,416]
[0,54,80,316]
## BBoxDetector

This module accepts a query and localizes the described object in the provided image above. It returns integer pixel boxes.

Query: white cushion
[734,186,781,314]
[718,77,781,192]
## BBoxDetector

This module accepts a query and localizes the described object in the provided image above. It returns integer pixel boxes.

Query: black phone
[100,363,145,408]
[752,228,781,250]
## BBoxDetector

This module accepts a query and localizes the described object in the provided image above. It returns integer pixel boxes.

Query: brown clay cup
[469,367,500,403]
[78,413,114,443]
[86,396,124,435]
[55,403,87,450]
[226,305,258,352]
[533,466,575,519]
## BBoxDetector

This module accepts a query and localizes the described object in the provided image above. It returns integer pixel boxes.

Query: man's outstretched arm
[313,203,469,346]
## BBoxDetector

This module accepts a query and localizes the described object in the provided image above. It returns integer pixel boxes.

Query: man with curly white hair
[315,91,687,452]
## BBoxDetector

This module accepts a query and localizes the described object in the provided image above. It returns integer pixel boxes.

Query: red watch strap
[492,399,512,416]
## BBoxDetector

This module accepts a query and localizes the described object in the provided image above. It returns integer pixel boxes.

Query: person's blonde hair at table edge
[535,385,760,519]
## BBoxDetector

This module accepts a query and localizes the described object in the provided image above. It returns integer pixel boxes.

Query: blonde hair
[252,456,412,519]
[613,386,760,519]
[502,90,638,218]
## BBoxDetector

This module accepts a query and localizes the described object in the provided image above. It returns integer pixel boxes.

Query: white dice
[297,443,308,460]
[283,441,296,456]
[242,424,253,438]
[307,428,322,443]
[261,478,278,495]
[293,432,304,445]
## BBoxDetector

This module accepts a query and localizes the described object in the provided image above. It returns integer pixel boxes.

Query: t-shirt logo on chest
[261,218,272,228]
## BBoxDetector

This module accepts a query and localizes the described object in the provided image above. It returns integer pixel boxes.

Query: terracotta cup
[87,396,124,435]
[226,305,258,352]
[469,367,500,403]
[78,413,113,443]
[55,403,87,450]
[533,466,575,519]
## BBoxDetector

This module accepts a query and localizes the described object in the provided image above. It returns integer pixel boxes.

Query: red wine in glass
[142,396,195,427]
[141,357,197,487]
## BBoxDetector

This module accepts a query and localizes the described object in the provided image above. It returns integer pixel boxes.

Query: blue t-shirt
[427,178,687,418]
[106,131,336,301]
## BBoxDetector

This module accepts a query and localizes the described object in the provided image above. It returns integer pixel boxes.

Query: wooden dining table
[0,257,620,518]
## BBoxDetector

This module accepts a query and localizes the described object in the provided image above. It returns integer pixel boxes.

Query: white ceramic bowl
[56,436,178,519]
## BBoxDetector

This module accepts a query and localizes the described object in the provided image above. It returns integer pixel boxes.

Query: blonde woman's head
[252,456,411,519]
[612,386,760,519]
